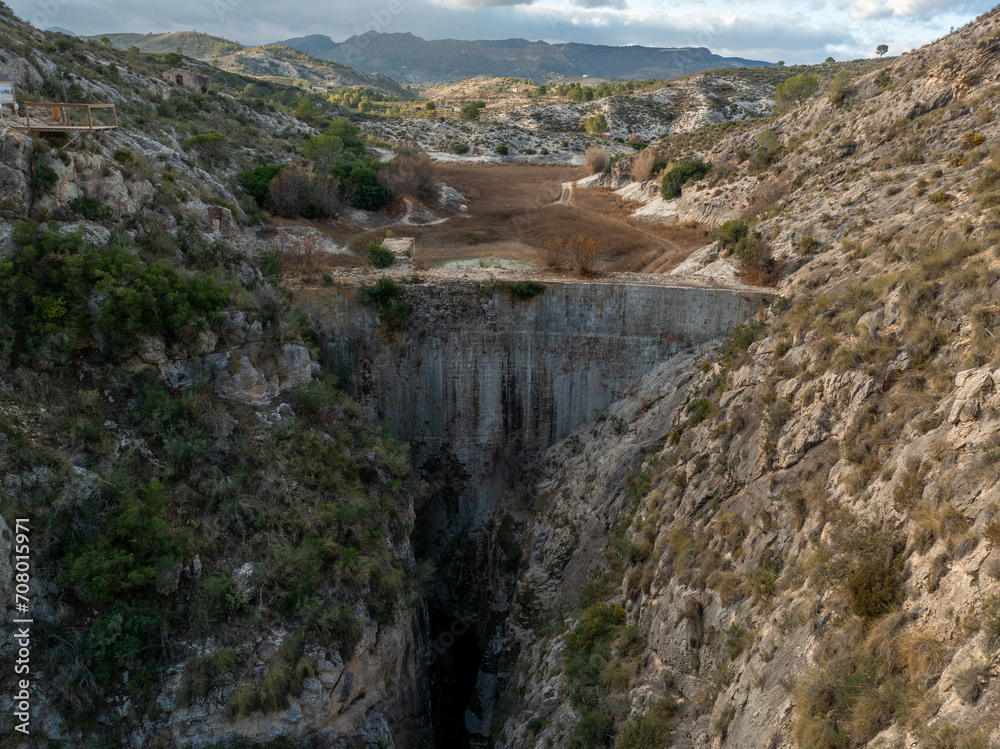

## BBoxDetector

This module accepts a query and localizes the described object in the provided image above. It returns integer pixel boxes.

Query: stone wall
[293,279,771,560]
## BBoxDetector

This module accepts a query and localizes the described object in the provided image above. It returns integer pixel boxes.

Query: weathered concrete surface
[294,279,771,560]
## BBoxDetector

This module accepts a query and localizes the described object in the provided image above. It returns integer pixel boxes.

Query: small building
[163,69,211,92]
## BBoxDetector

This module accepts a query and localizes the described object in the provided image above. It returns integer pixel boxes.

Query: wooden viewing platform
[2,102,118,133]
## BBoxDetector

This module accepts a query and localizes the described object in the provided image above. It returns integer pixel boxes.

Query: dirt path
[398,198,451,227]
[555,180,575,206]
[556,179,686,271]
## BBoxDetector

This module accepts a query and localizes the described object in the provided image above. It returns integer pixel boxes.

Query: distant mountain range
[279,32,774,83]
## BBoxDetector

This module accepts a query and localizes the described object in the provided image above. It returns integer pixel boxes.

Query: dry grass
[585,145,613,175]
[406,163,710,275]
[568,235,599,275]
[632,148,663,182]
[537,237,565,269]
[745,178,792,216]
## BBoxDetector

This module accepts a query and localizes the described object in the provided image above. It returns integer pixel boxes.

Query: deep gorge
[295,279,770,745]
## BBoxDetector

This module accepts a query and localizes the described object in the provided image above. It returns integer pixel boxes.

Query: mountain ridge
[279,31,775,83]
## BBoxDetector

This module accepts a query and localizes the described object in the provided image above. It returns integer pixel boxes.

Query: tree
[777,60,785,67]
[425,100,436,111]
[829,70,853,107]
[825,56,835,63]
[303,134,344,171]
[876,44,889,57]
[775,73,820,109]
[584,114,609,135]
[459,103,481,121]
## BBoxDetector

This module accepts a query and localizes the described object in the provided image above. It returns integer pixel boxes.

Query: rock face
[477,9,1000,749]
[161,608,429,749]
[296,280,771,559]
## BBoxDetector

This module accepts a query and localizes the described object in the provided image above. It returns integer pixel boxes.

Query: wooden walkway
[2,102,118,133]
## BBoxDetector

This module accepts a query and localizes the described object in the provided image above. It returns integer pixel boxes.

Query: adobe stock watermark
[30,0,71,31]
[10,519,32,737]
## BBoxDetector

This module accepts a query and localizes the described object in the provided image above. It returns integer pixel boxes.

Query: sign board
[0,83,14,104]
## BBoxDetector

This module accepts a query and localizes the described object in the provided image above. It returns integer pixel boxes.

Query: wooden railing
[17,102,118,133]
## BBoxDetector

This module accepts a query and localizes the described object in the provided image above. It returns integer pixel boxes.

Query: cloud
[430,0,535,7]
[572,0,628,9]
[1,0,987,64]
[848,0,975,19]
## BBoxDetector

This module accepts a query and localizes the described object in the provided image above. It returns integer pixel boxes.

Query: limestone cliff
[487,10,1000,749]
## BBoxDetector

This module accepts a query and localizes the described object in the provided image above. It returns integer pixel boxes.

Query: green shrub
[0,222,229,365]
[495,144,509,155]
[30,150,58,191]
[60,481,181,604]
[615,698,677,749]
[717,319,768,370]
[183,133,230,164]
[566,604,625,655]
[459,103,482,120]
[661,160,709,199]
[685,398,713,426]
[366,242,395,269]
[357,276,410,332]
[241,164,284,208]
[503,281,545,300]
[713,219,749,250]
[68,195,111,220]
[585,114,609,134]
[982,594,1000,650]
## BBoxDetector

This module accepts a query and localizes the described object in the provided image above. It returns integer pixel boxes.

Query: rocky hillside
[95,30,245,59]
[0,8,433,748]
[213,45,413,99]
[93,31,412,98]
[280,33,773,84]
[482,7,1000,749]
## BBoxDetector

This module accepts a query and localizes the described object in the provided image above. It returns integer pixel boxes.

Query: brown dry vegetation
[409,163,711,274]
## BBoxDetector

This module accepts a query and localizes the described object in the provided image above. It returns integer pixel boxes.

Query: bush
[182,133,229,164]
[661,160,709,199]
[459,103,482,120]
[376,153,436,199]
[68,195,111,220]
[584,145,612,175]
[30,150,58,191]
[585,114,609,134]
[566,604,625,655]
[241,164,284,207]
[733,233,780,286]
[568,234,598,275]
[495,144,509,155]
[631,148,662,182]
[829,70,853,107]
[713,219,749,250]
[357,276,410,332]
[0,222,229,365]
[537,237,565,269]
[503,281,545,300]
[614,699,677,749]
[367,242,395,269]
[451,142,469,154]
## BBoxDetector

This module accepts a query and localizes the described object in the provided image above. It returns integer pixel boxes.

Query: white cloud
[849,0,973,19]
[572,0,628,9]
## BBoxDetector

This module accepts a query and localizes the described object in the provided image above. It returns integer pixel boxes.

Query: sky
[6,0,994,64]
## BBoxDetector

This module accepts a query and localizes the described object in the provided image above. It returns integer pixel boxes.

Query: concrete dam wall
[294,278,771,554]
